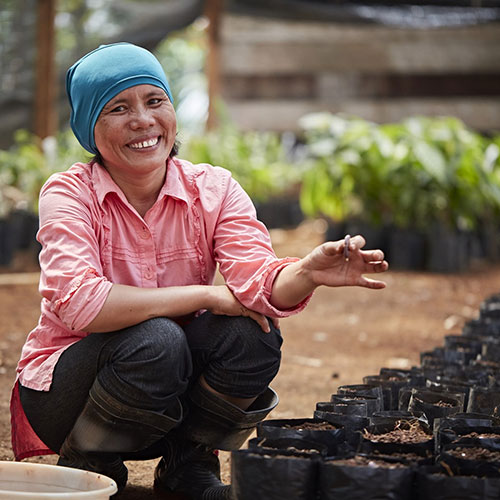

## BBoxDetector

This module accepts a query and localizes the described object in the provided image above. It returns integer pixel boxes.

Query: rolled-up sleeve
[38,174,113,331]
[213,176,312,317]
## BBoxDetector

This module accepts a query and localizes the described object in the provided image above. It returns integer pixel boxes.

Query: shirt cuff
[53,267,113,331]
[259,257,313,317]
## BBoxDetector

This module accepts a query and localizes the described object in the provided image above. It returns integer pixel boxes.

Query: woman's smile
[128,135,161,150]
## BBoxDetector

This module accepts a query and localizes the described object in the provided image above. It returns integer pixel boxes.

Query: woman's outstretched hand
[270,234,389,311]
[301,235,388,289]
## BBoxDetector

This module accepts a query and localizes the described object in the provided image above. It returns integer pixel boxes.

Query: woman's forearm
[83,283,213,332]
[269,260,316,310]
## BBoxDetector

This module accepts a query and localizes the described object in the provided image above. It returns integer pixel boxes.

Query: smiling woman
[10,42,388,500]
[94,85,177,216]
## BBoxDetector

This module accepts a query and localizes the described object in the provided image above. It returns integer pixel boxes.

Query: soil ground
[1,219,500,498]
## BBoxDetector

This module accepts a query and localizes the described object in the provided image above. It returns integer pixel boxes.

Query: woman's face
[94,84,176,177]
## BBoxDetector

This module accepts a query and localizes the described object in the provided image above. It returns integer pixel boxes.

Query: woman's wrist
[270,260,316,310]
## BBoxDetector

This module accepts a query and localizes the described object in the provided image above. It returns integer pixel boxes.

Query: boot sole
[153,478,192,500]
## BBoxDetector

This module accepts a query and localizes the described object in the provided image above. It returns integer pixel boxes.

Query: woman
[11,43,388,499]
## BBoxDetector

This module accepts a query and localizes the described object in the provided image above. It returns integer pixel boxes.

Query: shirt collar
[91,157,191,207]
[159,157,191,205]
[92,162,125,205]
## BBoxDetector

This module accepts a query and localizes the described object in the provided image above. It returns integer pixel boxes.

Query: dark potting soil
[371,451,426,462]
[333,456,407,469]
[459,432,500,440]
[283,422,339,431]
[249,452,305,460]
[447,447,500,462]
[338,396,368,401]
[415,397,455,408]
[363,421,430,444]
[258,444,321,455]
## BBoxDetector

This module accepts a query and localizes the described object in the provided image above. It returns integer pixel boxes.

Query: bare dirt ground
[1,219,500,498]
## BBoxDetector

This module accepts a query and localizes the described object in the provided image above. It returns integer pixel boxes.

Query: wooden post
[35,0,57,140]
[204,0,223,130]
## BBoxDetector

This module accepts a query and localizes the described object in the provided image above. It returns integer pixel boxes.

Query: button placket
[138,224,156,283]
[144,267,154,280]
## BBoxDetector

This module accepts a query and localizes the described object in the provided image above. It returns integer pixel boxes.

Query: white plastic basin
[0,461,117,499]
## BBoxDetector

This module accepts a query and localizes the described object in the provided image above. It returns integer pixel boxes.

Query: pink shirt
[11,157,309,460]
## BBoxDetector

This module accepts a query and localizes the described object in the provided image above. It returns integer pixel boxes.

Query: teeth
[130,137,158,149]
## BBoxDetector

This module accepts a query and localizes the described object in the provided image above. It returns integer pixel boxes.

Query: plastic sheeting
[228,0,500,28]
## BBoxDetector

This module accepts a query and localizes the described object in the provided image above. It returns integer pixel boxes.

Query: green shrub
[298,113,500,232]
[181,122,303,203]
[0,129,89,215]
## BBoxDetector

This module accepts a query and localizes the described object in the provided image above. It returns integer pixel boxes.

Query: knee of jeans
[99,318,192,410]
[205,316,283,395]
[138,317,190,366]
[229,316,282,360]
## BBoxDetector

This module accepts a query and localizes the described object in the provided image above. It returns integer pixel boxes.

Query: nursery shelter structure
[215,0,500,134]
[2,0,500,151]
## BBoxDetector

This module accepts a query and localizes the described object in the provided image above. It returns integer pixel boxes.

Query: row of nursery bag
[231,292,500,500]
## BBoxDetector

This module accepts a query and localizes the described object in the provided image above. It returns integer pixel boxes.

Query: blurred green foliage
[181,119,304,203]
[0,129,88,216]
[2,113,500,236]
[298,113,500,232]
[156,21,208,134]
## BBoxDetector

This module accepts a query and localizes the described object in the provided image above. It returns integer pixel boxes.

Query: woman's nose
[130,108,155,128]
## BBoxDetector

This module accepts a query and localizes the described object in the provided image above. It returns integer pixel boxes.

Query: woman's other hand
[208,285,277,333]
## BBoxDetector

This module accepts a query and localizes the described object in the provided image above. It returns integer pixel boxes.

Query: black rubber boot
[154,382,279,500]
[57,379,182,493]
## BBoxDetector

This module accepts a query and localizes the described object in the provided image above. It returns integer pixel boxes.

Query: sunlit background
[1,0,500,273]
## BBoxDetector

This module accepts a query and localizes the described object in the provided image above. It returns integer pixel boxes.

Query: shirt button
[144,268,154,280]
[139,227,150,239]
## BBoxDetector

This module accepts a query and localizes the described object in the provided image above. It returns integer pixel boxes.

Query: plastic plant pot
[425,379,473,410]
[407,389,462,426]
[330,395,378,416]
[480,297,500,321]
[415,464,500,500]
[481,340,500,362]
[399,382,460,414]
[463,318,500,338]
[369,411,427,427]
[359,420,434,459]
[336,384,384,412]
[438,425,500,454]
[313,409,369,451]
[420,347,445,366]
[439,443,500,478]
[467,386,500,416]
[363,374,411,411]
[247,436,328,456]
[318,454,414,500]
[231,445,320,500]
[444,335,483,356]
[256,418,346,456]
[380,367,426,387]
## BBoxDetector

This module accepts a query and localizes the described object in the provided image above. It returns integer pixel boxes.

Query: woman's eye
[149,98,163,105]
[110,105,126,113]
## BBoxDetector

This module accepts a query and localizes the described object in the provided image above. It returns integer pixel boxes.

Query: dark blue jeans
[19,312,282,455]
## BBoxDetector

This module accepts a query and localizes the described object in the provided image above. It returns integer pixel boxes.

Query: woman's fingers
[241,306,271,333]
[361,248,385,263]
[359,276,387,289]
[323,235,367,257]
[349,234,366,251]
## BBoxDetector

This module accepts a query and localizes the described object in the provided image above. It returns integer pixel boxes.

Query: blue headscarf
[66,42,173,154]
